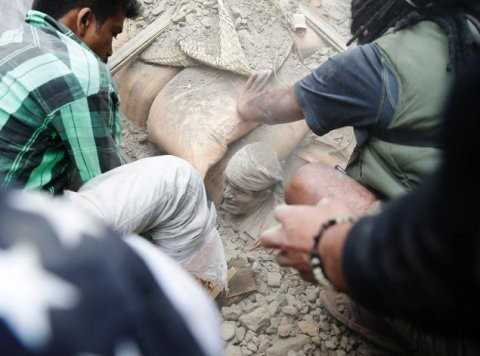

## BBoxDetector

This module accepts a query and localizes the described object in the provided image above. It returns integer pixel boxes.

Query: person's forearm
[239,87,304,125]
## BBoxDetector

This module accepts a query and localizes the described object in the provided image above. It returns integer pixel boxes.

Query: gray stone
[268,301,280,316]
[236,326,246,342]
[225,344,243,356]
[325,338,338,350]
[258,335,271,352]
[266,335,310,356]
[242,302,258,313]
[286,295,297,306]
[222,321,236,341]
[241,347,252,356]
[297,321,319,336]
[239,307,270,332]
[331,324,340,336]
[247,343,258,352]
[267,272,282,287]
[222,305,242,320]
[266,317,280,335]
[278,317,292,338]
[151,4,164,16]
[281,305,297,316]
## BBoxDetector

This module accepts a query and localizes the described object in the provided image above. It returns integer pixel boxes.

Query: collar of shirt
[25,10,91,51]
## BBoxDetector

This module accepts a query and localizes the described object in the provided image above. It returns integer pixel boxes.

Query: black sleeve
[342,65,480,333]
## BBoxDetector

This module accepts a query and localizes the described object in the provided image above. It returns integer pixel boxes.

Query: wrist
[309,216,355,291]
[318,223,352,292]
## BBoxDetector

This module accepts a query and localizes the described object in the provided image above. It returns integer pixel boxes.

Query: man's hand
[261,202,354,291]
[237,71,304,125]
[237,71,274,123]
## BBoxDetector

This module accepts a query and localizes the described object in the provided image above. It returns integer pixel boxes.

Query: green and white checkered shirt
[0,10,123,194]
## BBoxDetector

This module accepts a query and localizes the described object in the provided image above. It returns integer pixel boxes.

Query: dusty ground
[119,0,394,355]
[121,120,390,356]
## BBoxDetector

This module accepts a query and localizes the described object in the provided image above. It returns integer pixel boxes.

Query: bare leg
[285,163,379,215]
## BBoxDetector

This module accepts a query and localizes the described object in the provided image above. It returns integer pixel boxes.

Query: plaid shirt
[0,11,123,194]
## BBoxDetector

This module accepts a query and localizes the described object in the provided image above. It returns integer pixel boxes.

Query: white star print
[0,243,80,350]
[76,340,143,356]
[8,191,106,249]
[115,340,143,356]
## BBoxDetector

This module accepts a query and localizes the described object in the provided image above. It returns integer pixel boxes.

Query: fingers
[245,72,258,90]
[273,204,291,223]
[251,70,273,91]
[244,70,273,92]
[261,224,287,249]
[276,251,311,273]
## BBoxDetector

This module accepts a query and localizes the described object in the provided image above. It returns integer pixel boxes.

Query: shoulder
[294,43,398,134]
[0,24,115,114]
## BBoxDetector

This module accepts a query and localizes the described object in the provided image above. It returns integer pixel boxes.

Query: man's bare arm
[237,71,304,125]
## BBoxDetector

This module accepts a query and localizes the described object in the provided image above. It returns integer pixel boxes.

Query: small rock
[299,305,310,315]
[258,335,271,352]
[222,322,236,341]
[337,350,346,356]
[278,318,293,338]
[151,4,164,16]
[239,307,270,332]
[286,295,297,306]
[268,301,280,316]
[247,343,258,352]
[241,347,252,356]
[245,331,256,343]
[325,338,338,350]
[266,335,310,356]
[331,324,340,336]
[225,345,243,356]
[242,302,258,313]
[236,327,246,342]
[223,305,242,320]
[267,272,282,287]
[266,317,280,335]
[266,294,277,302]
[281,306,297,316]
[297,321,319,336]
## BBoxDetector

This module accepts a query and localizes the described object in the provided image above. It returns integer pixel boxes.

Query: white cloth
[0,0,32,34]
[126,235,224,356]
[65,156,227,289]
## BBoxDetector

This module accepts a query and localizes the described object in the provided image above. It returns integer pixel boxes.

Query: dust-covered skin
[237,70,305,125]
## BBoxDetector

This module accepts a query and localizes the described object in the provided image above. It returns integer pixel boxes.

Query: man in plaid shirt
[0,0,227,288]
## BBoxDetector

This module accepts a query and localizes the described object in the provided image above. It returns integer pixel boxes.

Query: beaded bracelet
[310,216,357,289]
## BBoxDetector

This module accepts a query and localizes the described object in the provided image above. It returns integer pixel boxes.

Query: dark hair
[349,0,480,75]
[32,0,141,22]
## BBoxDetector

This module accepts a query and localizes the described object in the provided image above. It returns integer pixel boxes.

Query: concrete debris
[222,321,237,341]
[266,335,310,356]
[239,307,271,332]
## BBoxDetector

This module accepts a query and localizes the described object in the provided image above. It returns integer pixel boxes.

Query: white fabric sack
[223,143,283,216]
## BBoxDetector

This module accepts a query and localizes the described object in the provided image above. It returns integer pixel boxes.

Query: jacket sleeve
[341,63,480,331]
[342,173,458,326]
